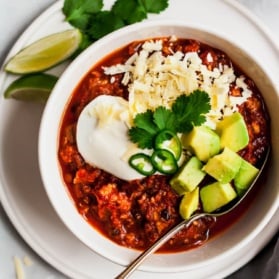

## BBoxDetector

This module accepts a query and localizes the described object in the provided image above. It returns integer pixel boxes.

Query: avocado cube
[170,156,206,194]
[200,182,237,213]
[179,187,199,219]
[203,147,242,183]
[170,182,187,196]
[234,158,259,196]
[182,126,221,162]
[217,112,249,152]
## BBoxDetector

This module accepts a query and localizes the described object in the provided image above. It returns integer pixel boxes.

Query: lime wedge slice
[4,73,58,102]
[5,29,82,74]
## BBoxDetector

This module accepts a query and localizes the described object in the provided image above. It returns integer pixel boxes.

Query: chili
[58,36,269,252]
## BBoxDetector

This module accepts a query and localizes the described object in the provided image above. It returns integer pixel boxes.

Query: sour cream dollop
[76,95,144,181]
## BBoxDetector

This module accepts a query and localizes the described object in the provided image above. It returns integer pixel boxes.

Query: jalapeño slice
[151,149,178,175]
[129,153,156,176]
[154,130,182,160]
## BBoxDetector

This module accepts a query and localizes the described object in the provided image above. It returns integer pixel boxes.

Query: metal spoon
[115,148,270,279]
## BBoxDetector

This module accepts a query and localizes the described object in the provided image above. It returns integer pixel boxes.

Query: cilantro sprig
[62,0,169,51]
[129,90,211,149]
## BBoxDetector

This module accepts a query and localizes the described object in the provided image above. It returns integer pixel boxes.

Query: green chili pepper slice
[151,149,178,174]
[129,153,156,176]
[154,129,182,160]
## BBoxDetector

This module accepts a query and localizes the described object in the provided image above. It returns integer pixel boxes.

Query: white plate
[0,0,278,278]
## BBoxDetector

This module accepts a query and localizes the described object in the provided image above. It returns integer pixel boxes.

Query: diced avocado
[171,182,187,196]
[234,158,259,196]
[203,147,242,183]
[217,112,249,152]
[170,156,206,194]
[179,187,199,219]
[200,182,237,213]
[182,126,221,162]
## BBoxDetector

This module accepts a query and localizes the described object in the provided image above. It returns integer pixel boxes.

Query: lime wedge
[4,73,58,102]
[5,29,82,74]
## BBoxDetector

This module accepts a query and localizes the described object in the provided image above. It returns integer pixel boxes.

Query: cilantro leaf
[128,127,155,149]
[77,33,92,52]
[125,4,147,24]
[141,0,169,13]
[63,0,169,50]
[87,11,125,40]
[66,14,91,30]
[128,90,211,149]
[153,106,176,131]
[63,0,103,16]
[128,110,160,149]
[133,110,159,135]
[63,0,103,29]
[172,90,211,133]
[112,0,147,24]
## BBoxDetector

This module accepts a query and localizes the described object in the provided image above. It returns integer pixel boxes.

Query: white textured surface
[238,0,279,32]
[0,0,278,278]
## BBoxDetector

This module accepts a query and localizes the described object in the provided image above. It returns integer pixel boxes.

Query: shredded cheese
[13,256,25,279]
[89,98,130,128]
[102,37,252,128]
[23,256,33,267]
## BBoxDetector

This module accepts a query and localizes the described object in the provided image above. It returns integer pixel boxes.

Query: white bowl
[38,19,279,273]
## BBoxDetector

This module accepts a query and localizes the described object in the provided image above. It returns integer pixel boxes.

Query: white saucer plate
[0,0,278,278]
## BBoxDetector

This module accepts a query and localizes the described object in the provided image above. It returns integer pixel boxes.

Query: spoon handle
[115,213,205,279]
